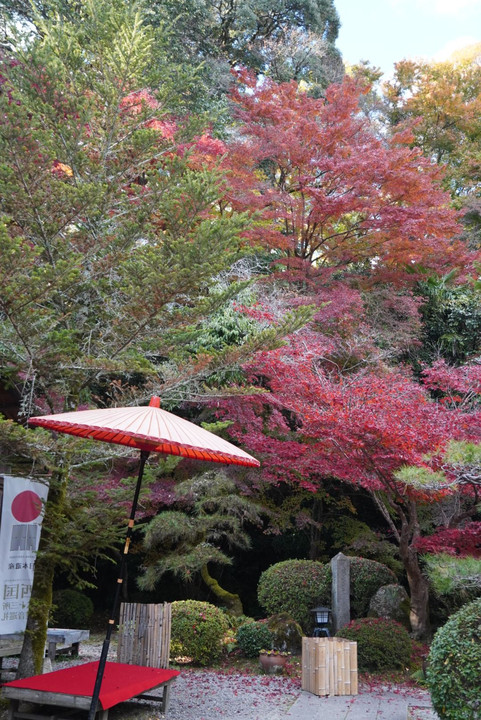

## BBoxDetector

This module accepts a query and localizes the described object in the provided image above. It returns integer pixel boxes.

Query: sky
[335,0,481,77]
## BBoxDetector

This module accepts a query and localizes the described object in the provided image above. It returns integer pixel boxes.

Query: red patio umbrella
[29,396,259,719]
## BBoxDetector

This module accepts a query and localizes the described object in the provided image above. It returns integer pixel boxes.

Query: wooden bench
[0,635,24,681]
[46,629,90,661]
[0,629,90,671]
[0,635,24,659]
[1,660,180,719]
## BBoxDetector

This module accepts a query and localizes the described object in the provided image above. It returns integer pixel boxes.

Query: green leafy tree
[1,0,344,107]
[123,0,344,92]
[413,272,481,366]
[0,0,264,675]
[139,470,265,615]
[424,554,481,600]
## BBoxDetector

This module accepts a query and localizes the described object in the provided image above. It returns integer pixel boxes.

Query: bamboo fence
[301,637,358,696]
[117,602,171,669]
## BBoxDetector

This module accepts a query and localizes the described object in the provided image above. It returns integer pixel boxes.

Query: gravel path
[0,638,301,720]
[158,670,300,720]
[107,670,300,720]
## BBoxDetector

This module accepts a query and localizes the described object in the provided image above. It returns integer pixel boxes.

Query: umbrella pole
[87,449,150,720]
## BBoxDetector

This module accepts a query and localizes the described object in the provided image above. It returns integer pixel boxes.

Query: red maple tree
[223,72,474,283]
[212,321,481,638]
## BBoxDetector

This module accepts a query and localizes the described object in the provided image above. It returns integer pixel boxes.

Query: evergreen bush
[51,589,94,628]
[336,618,412,671]
[236,621,274,658]
[224,614,255,632]
[426,598,481,720]
[257,560,330,632]
[170,600,229,666]
[349,557,397,617]
[257,556,396,632]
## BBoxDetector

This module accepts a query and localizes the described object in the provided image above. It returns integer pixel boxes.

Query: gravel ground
[0,637,301,720]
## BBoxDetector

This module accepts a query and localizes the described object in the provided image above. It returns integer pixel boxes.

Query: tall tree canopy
[383,45,481,247]
[224,73,468,283]
[0,0,264,675]
[0,0,257,418]
[120,0,344,89]
[1,0,345,96]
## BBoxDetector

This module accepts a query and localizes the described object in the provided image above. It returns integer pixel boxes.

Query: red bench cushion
[3,661,180,709]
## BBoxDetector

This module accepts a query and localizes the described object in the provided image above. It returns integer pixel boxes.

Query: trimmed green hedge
[349,557,397,617]
[257,557,397,631]
[258,560,329,632]
[336,618,412,671]
[237,621,273,658]
[51,589,94,628]
[171,600,229,666]
[427,598,481,720]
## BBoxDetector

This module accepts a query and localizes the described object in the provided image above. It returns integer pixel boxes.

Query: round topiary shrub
[171,600,229,666]
[336,618,412,672]
[349,557,398,618]
[426,598,481,720]
[51,589,94,628]
[257,557,396,631]
[236,621,273,658]
[257,560,330,632]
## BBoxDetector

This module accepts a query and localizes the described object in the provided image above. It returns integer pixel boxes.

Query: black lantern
[311,606,331,637]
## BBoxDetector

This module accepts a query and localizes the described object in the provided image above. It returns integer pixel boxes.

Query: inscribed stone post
[331,552,350,633]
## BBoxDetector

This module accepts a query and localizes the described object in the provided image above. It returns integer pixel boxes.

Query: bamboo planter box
[301,637,358,697]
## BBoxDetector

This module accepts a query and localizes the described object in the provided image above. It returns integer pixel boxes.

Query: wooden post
[350,642,358,695]
[317,639,326,695]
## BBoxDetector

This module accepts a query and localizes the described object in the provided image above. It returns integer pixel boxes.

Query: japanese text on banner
[0,475,49,635]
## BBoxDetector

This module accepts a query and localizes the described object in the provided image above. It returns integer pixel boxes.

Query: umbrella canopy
[29,396,259,467]
[27,396,259,720]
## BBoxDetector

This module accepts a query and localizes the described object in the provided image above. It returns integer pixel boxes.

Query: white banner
[0,475,49,635]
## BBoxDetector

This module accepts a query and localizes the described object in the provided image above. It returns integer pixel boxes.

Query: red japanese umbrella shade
[29,397,259,719]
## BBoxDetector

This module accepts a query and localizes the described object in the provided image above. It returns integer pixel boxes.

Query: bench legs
[71,642,80,658]
[6,698,16,720]
[162,683,171,713]
[47,641,81,661]
[136,679,173,714]
[7,699,109,720]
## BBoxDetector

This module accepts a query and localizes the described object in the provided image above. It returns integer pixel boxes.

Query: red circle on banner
[11,490,43,522]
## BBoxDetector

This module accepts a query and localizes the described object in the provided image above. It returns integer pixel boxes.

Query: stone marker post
[331,552,350,633]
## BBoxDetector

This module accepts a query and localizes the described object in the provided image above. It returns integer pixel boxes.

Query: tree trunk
[372,490,431,640]
[308,497,323,560]
[399,541,431,640]
[16,558,54,678]
[200,564,244,616]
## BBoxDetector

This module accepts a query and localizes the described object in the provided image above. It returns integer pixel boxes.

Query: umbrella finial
[149,396,161,408]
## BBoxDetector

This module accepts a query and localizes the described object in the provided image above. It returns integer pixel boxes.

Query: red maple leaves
[223,73,470,280]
